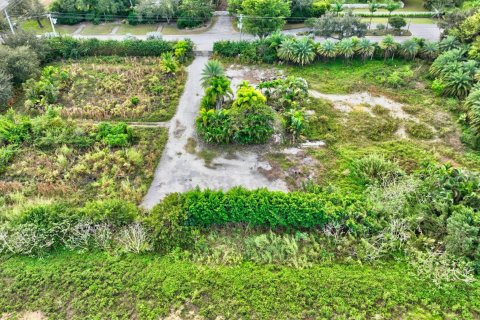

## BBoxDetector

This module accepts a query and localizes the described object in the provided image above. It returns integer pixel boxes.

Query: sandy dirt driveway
[141,57,287,209]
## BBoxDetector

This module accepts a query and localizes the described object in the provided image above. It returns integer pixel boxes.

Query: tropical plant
[277,38,296,62]
[400,39,420,59]
[465,86,480,135]
[203,76,233,110]
[442,70,475,98]
[357,38,376,61]
[284,108,306,142]
[201,60,225,88]
[336,37,357,60]
[439,35,461,52]
[317,39,338,59]
[421,41,439,60]
[232,81,267,108]
[292,37,317,65]
[159,52,179,75]
[429,49,466,78]
[379,35,398,60]
[331,1,344,16]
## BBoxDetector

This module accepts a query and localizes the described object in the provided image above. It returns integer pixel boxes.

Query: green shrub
[44,37,187,61]
[0,112,31,145]
[196,108,232,144]
[445,205,479,259]
[178,187,375,232]
[0,145,17,173]
[146,193,197,252]
[405,121,435,139]
[230,102,275,144]
[81,199,139,227]
[96,122,134,147]
[353,154,404,186]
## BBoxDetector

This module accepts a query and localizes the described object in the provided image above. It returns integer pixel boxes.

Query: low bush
[174,187,375,232]
[405,121,435,139]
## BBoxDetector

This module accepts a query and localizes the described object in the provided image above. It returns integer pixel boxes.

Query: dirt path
[141,57,287,209]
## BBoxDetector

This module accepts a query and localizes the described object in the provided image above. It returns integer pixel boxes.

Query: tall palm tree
[201,60,225,88]
[332,1,344,16]
[380,35,398,60]
[357,38,376,61]
[292,37,317,65]
[317,40,338,60]
[400,39,420,60]
[205,76,234,110]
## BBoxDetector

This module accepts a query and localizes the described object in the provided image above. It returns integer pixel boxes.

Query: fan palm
[439,35,461,52]
[292,37,317,65]
[277,38,296,62]
[201,60,225,88]
[442,70,475,98]
[336,38,356,60]
[317,40,338,59]
[357,38,376,61]
[465,86,480,135]
[379,35,398,60]
[429,49,466,78]
[421,41,439,61]
[400,39,420,60]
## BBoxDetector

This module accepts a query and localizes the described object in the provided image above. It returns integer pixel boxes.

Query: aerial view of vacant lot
[0,0,480,318]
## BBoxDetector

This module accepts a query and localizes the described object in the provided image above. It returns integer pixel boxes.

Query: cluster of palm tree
[200,60,233,110]
[276,35,440,64]
[429,47,479,99]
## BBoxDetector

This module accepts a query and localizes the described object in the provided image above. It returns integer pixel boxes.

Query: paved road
[0,0,8,11]
[72,15,441,51]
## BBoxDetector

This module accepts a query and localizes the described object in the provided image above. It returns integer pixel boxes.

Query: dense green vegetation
[1,252,479,319]
[0,109,168,210]
[23,57,186,121]
[1,5,480,316]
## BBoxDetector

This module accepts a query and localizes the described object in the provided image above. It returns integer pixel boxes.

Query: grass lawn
[116,23,158,35]
[361,17,436,24]
[0,252,479,319]
[160,17,218,35]
[81,23,116,35]
[18,19,82,35]
[18,19,53,35]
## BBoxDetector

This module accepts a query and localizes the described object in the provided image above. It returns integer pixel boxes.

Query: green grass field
[1,252,479,319]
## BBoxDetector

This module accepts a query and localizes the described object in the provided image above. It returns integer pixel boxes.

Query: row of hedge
[181,188,374,230]
[44,36,194,62]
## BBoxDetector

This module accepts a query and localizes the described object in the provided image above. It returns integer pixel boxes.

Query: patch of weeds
[405,121,435,140]
[402,104,423,115]
[347,111,399,141]
[197,149,217,168]
[304,98,341,142]
[371,104,390,116]
[185,138,197,154]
